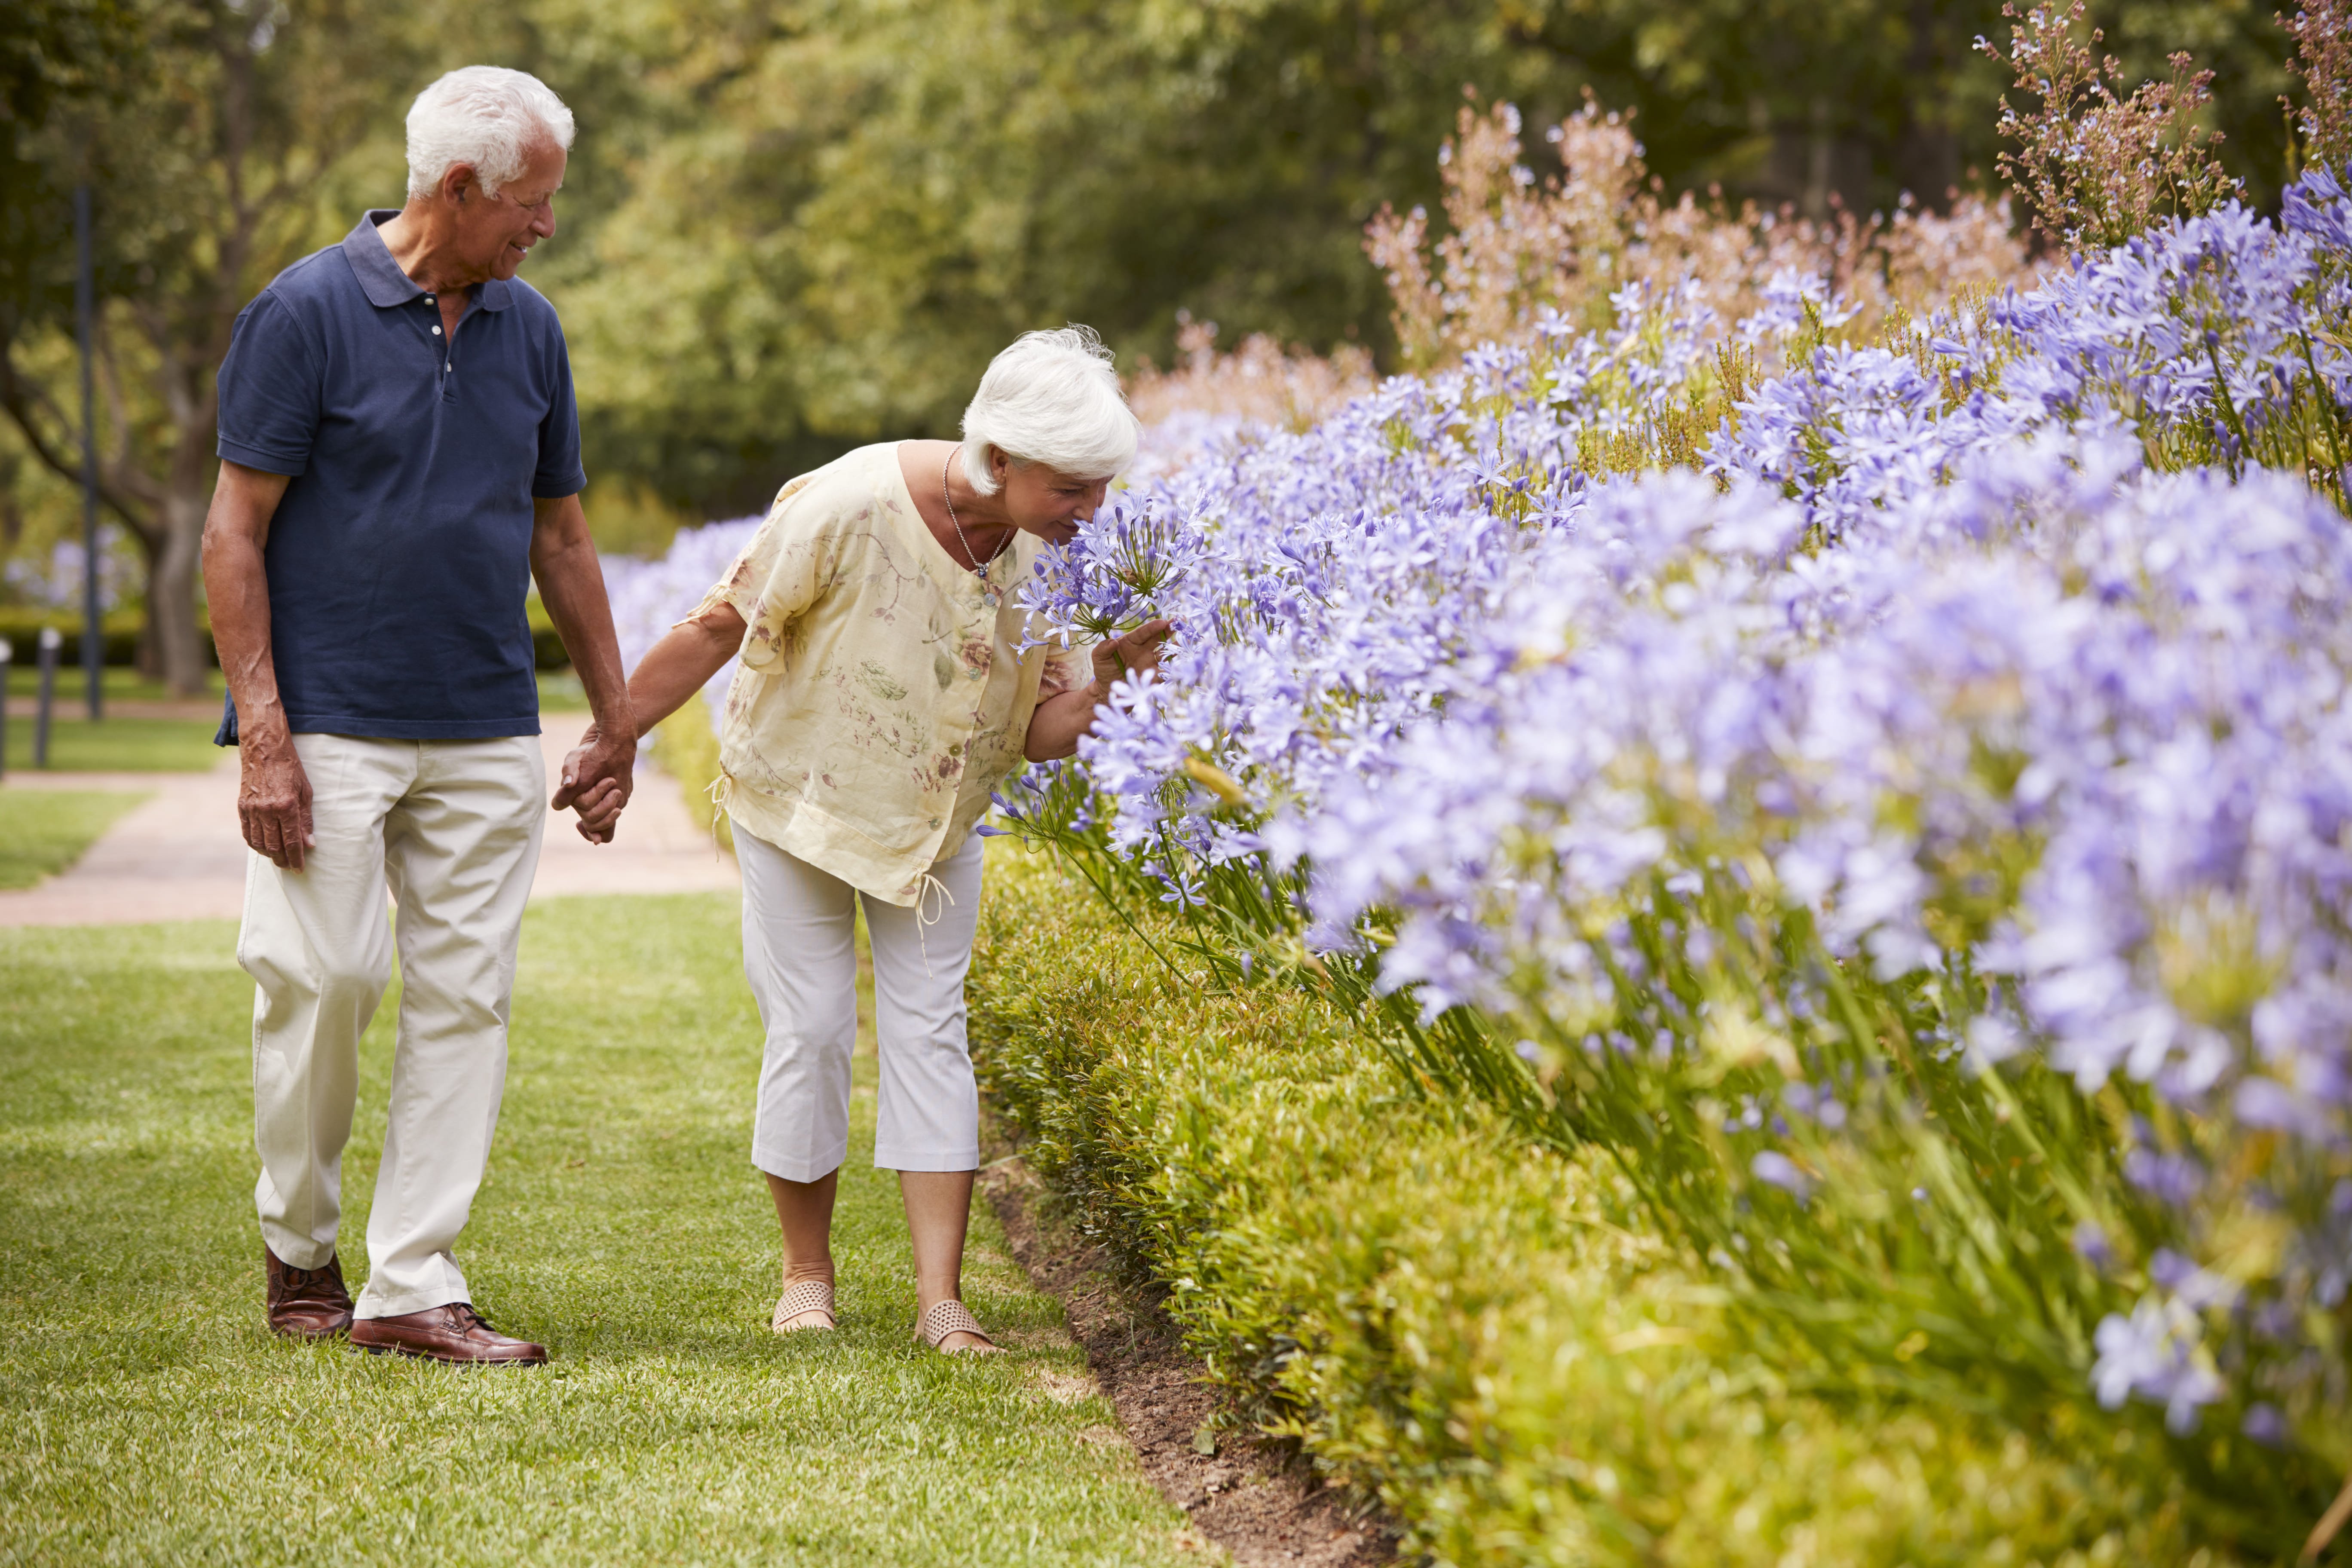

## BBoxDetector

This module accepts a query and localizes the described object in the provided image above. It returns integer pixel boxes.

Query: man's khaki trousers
[239,733,544,1320]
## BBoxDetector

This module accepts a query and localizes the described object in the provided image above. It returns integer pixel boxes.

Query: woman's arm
[566,603,747,833]
[1022,619,1172,762]
[625,603,747,740]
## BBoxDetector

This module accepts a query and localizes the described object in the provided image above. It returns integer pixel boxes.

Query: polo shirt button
[431,325,441,334]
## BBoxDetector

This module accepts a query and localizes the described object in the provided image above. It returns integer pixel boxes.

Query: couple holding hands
[200,66,1167,1365]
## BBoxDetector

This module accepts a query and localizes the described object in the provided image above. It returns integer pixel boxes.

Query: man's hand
[238,726,315,869]
[554,722,635,844]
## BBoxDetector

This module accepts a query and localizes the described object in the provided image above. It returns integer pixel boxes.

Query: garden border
[978,1131,1395,1568]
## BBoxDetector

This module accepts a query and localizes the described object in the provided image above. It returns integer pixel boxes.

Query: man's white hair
[959,326,1140,496]
[404,67,575,201]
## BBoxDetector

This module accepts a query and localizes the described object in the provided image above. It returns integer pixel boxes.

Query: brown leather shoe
[265,1247,354,1339]
[349,1303,548,1365]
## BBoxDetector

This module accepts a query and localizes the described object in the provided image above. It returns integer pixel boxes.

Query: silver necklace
[940,449,999,579]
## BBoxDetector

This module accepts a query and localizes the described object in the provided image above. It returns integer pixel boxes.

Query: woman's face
[993,453,1109,545]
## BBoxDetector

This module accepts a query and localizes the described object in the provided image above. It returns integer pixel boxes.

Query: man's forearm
[209,539,285,735]
[200,471,293,744]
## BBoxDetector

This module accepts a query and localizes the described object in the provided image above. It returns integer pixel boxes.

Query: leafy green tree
[537,0,1644,513]
[1,0,429,690]
[522,0,2184,519]
[0,0,141,559]
[5,0,2315,623]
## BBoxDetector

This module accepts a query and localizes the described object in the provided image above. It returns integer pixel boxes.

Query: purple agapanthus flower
[989,184,2352,1443]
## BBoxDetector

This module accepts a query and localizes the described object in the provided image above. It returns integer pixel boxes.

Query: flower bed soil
[980,1148,1394,1568]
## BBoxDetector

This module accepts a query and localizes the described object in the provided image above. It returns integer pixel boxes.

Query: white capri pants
[735,824,985,1181]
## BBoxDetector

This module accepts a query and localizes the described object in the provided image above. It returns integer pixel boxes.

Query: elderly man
[199,65,632,1365]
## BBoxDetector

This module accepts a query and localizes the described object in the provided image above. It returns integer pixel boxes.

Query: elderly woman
[577,328,1165,1354]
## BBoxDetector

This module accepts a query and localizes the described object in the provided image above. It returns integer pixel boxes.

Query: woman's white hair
[959,326,1140,496]
[405,67,576,201]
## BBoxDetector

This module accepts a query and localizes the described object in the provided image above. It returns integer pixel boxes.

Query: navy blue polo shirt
[213,210,586,743]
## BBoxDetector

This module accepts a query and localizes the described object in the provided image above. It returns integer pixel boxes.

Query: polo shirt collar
[341,210,515,312]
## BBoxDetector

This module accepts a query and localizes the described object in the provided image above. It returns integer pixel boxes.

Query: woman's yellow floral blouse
[685,443,1089,906]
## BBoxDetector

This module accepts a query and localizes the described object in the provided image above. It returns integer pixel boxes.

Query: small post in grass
[34,625,61,770]
[0,636,11,780]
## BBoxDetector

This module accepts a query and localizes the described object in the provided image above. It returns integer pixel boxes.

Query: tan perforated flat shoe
[772,1278,837,1333]
[914,1298,999,1354]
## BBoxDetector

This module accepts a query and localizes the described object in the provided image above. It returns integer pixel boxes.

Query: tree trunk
[1896,0,1962,205]
[124,521,166,680]
[1804,95,1833,221]
[148,340,220,695]
[150,476,208,693]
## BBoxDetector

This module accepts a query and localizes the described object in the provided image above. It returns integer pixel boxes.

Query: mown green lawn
[0,894,1197,1567]
[2,667,225,705]
[0,789,150,889]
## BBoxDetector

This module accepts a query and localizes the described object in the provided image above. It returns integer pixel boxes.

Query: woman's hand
[565,772,628,842]
[555,721,636,844]
[552,604,743,843]
[1025,619,1174,763]
[1090,618,1173,690]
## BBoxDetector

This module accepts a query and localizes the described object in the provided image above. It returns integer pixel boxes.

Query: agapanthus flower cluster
[1708,171,2352,531]
[1286,442,2352,1445]
[995,172,2352,1493]
[1021,490,1204,647]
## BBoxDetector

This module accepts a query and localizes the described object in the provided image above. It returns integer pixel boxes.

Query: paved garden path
[0,731,736,927]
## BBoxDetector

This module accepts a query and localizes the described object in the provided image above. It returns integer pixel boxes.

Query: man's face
[997,457,1109,546]
[453,141,566,282]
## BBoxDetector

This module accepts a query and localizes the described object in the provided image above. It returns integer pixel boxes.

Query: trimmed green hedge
[969,845,2236,1567]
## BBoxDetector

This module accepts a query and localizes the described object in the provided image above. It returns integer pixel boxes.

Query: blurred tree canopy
[3,0,436,686]
[0,0,139,564]
[528,0,2302,516]
[0,0,2318,678]
[534,0,2010,515]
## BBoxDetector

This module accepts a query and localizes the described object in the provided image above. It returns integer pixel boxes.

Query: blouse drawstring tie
[705,773,735,858]
[913,871,956,978]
